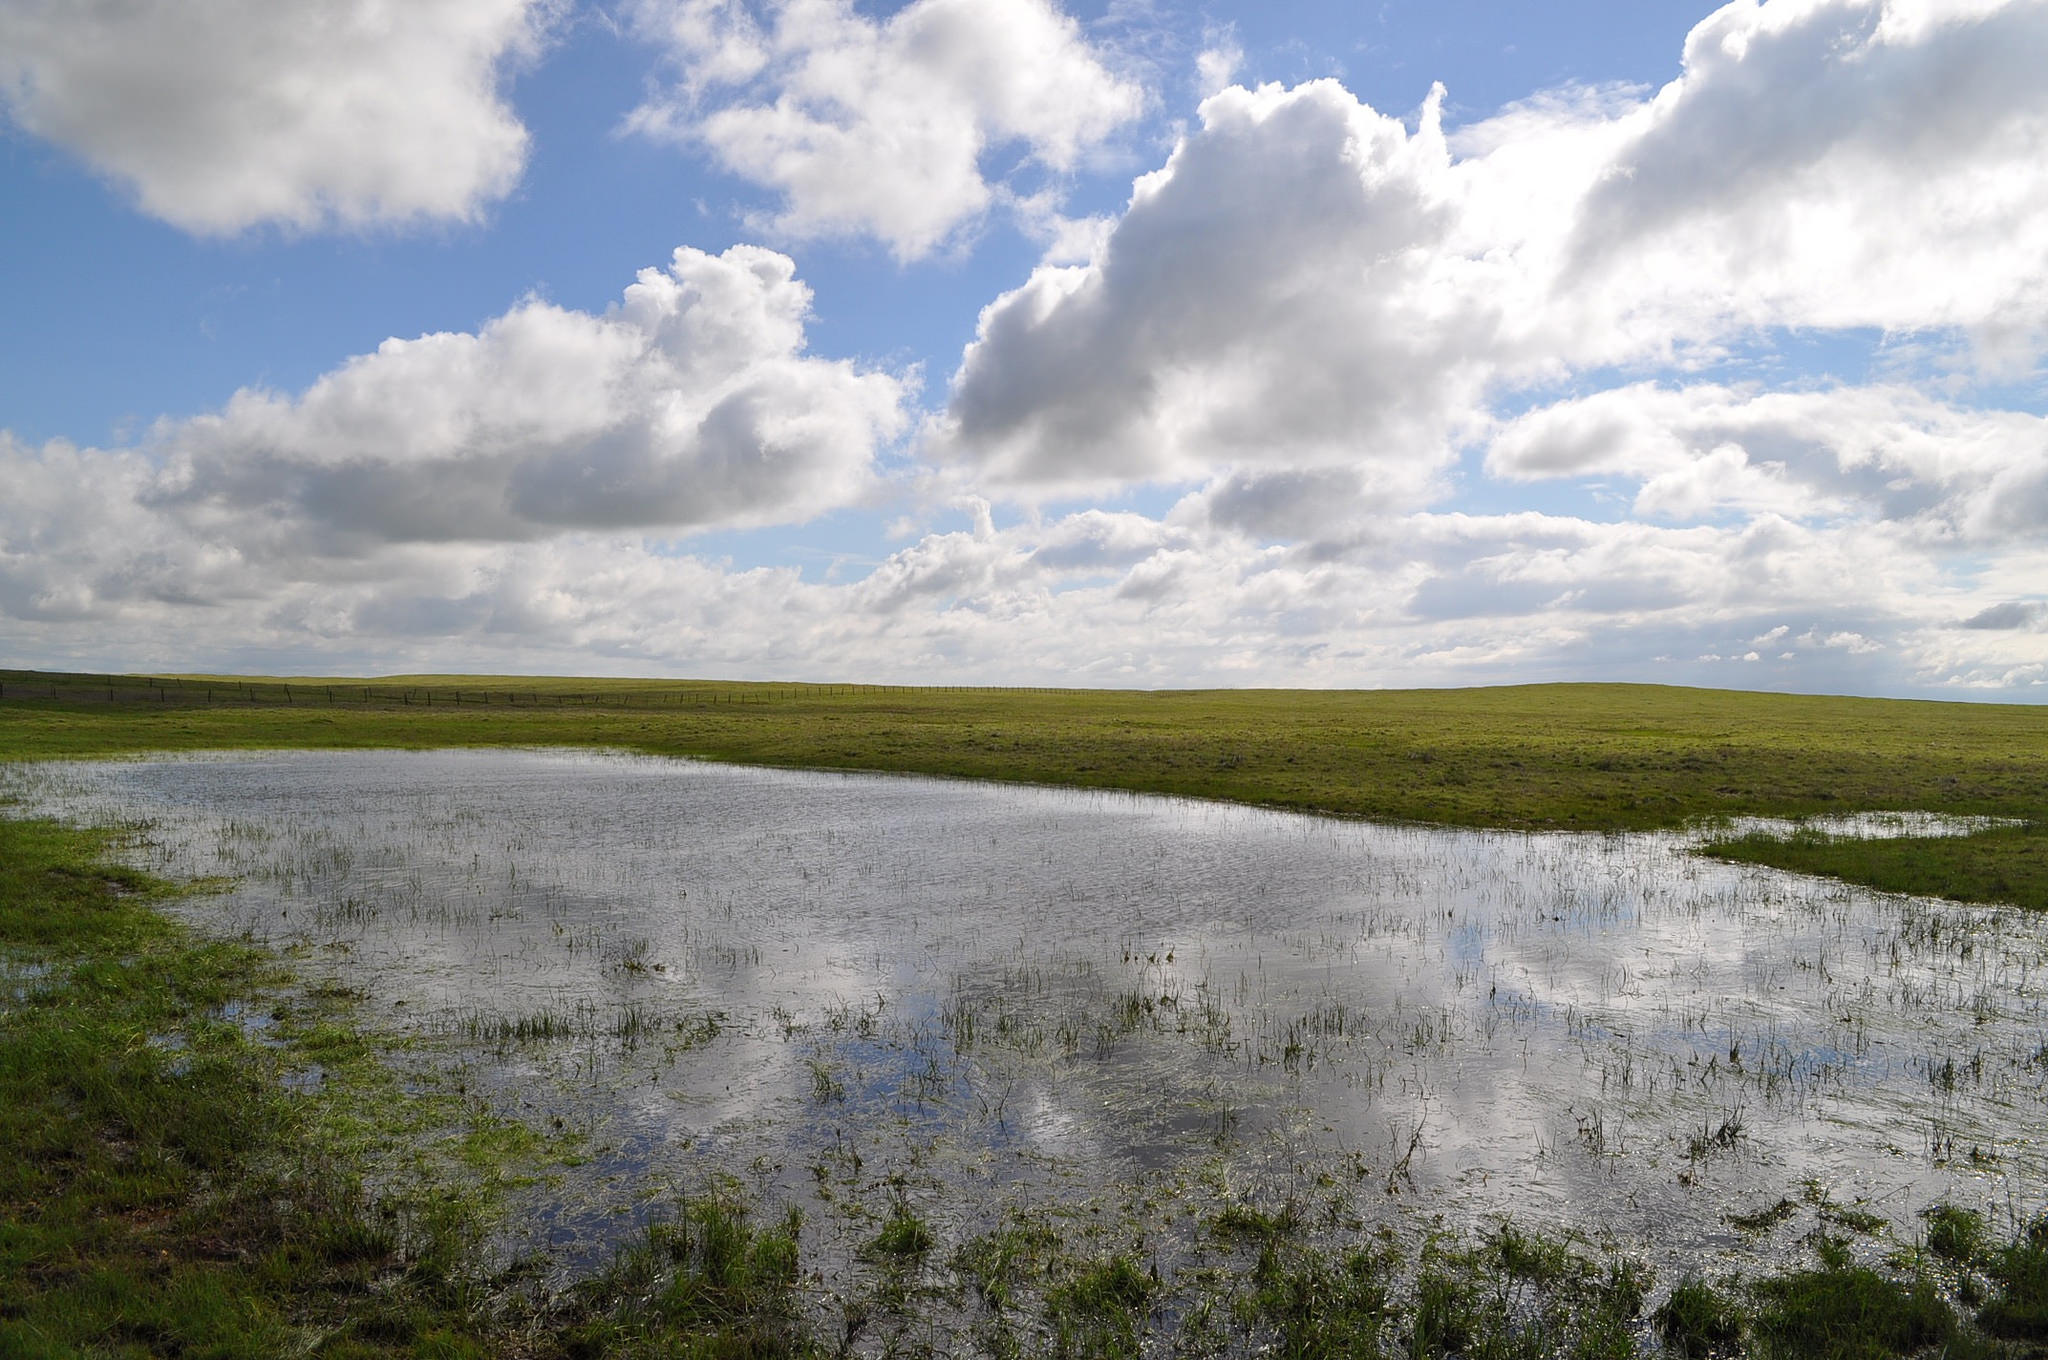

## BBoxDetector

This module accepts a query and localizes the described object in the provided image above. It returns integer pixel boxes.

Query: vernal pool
[5,748,2044,1292]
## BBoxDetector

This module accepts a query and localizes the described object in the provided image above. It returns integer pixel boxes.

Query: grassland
[5,668,2045,907]
[7,671,2048,1354]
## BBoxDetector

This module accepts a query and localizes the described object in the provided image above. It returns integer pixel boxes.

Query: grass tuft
[1979,1218,2048,1341]
[1750,1258,1953,1360]
[868,1203,936,1258]
[1925,1204,1990,1265]
[1656,1277,1745,1357]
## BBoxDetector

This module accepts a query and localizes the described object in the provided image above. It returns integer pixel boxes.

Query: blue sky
[2,0,2044,695]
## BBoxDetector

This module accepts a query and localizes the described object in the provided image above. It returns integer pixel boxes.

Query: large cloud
[908,2,2048,696]
[1570,0,2048,352]
[627,0,1143,259]
[147,245,907,558]
[0,244,904,630]
[939,0,2048,491]
[0,0,553,234]
[935,81,1500,496]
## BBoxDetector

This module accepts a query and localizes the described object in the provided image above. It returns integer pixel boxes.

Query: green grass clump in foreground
[0,812,808,1357]
[0,816,522,1357]
[1749,1258,1956,1360]
[2,818,374,1353]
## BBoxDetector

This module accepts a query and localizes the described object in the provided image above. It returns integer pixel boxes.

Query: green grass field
[6,668,2045,907]
[7,670,2048,1355]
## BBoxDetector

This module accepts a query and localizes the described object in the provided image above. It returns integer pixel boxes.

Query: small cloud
[1196,28,1243,96]
[1008,188,1114,264]
[1961,601,2044,631]
[1805,630,1882,654]
[626,0,1144,260]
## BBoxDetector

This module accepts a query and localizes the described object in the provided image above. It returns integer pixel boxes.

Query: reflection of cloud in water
[5,748,2045,1278]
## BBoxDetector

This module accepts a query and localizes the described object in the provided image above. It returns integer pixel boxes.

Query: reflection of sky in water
[6,748,2046,1279]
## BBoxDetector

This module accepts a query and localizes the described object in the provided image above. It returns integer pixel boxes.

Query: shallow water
[6,748,2045,1289]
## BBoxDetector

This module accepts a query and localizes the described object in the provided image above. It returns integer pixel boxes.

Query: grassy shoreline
[7,669,2045,909]
[1697,820,2048,910]
[6,671,2045,826]
[0,816,499,1355]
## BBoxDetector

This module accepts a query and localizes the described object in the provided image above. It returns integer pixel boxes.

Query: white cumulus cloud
[0,245,908,629]
[627,0,1144,259]
[1485,383,2048,538]
[0,0,555,233]
[939,0,2048,493]
[1568,0,2048,355]
[936,80,1497,496]
[148,245,909,556]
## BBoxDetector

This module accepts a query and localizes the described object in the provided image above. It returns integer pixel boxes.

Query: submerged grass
[7,806,2048,1358]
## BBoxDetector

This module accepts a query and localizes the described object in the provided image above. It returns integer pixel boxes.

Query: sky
[2,0,2045,696]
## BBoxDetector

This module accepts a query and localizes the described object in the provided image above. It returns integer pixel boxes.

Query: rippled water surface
[6,748,2045,1284]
